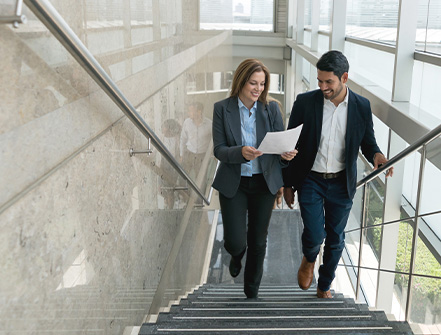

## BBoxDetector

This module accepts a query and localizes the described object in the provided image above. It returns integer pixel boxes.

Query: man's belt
[310,170,345,179]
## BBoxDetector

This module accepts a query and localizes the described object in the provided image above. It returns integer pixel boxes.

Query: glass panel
[0,1,230,333]
[372,115,390,156]
[416,0,441,55]
[403,151,420,209]
[0,1,17,16]
[319,0,331,31]
[344,229,360,290]
[346,181,364,290]
[410,61,441,128]
[420,157,441,218]
[393,274,410,321]
[200,0,274,32]
[269,73,284,94]
[157,208,217,309]
[302,57,311,87]
[304,30,312,48]
[365,178,385,259]
[304,0,312,26]
[346,0,399,46]
[344,41,395,92]
[413,217,441,278]
[409,276,441,328]
[360,268,378,307]
[318,34,329,55]
[395,220,414,278]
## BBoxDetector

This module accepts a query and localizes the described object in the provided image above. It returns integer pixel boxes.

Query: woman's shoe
[244,285,258,299]
[229,257,242,277]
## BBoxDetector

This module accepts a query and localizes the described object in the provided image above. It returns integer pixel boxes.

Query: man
[283,50,393,298]
[180,102,212,178]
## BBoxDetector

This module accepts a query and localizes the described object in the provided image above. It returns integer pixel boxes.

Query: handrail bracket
[0,0,27,28]
[130,138,153,157]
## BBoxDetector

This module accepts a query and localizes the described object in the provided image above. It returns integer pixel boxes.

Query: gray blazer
[212,96,287,198]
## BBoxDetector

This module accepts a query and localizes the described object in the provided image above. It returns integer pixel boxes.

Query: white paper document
[257,125,303,154]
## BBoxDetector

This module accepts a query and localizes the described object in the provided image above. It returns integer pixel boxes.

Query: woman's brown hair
[230,58,270,105]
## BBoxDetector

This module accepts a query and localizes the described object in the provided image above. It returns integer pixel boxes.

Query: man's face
[317,70,348,102]
[188,105,198,119]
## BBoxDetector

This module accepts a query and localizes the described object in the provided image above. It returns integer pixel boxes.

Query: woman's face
[239,70,266,109]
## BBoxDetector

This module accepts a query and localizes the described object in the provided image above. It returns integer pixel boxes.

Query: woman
[212,59,297,298]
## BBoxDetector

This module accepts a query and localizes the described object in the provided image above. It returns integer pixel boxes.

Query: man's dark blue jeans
[297,172,353,292]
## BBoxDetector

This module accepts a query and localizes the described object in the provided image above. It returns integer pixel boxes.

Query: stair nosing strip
[156,326,394,332]
[182,307,357,311]
[173,315,373,319]
[190,301,345,304]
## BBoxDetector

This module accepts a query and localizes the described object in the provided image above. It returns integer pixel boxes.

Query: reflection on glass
[346,0,399,46]
[409,276,441,326]
[199,0,274,31]
[158,119,183,209]
[304,30,312,48]
[344,42,395,92]
[416,0,441,54]
[187,72,233,94]
[421,159,441,218]
[411,61,441,126]
[304,0,312,26]
[360,268,378,307]
[393,274,409,321]
[157,210,216,310]
[56,249,93,290]
[302,57,311,86]
[318,34,329,54]
[180,102,212,180]
[319,0,331,31]
[395,221,413,281]
[364,179,384,259]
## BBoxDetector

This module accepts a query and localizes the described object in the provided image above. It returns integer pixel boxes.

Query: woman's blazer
[212,96,287,198]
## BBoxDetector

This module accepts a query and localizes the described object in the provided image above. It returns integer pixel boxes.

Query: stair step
[140,283,413,335]
[139,323,411,335]
[158,312,388,322]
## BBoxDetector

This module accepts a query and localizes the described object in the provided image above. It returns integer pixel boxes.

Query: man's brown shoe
[317,287,332,298]
[297,256,315,290]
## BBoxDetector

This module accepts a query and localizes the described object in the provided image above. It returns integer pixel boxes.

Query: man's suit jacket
[212,96,287,198]
[282,88,381,199]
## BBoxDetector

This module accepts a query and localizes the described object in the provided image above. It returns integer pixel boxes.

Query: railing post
[355,182,369,301]
[405,144,427,321]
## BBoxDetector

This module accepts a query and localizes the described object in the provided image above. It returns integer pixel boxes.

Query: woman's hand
[242,146,263,161]
[281,149,298,161]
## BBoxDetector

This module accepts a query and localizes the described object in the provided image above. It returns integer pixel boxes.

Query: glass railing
[22,0,209,205]
[1,1,233,334]
[147,152,220,319]
[342,125,441,330]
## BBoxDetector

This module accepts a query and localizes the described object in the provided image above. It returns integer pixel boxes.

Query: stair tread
[140,283,413,335]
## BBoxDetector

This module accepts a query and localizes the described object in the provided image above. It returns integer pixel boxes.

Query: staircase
[139,284,413,334]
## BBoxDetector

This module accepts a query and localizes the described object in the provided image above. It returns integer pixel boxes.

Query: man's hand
[281,149,298,161]
[283,187,295,209]
[242,146,263,161]
[273,187,283,209]
[373,152,394,177]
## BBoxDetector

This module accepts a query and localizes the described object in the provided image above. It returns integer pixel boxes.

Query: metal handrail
[24,0,209,205]
[356,122,441,189]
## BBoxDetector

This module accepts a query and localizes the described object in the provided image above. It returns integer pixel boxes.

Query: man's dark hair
[316,50,349,80]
